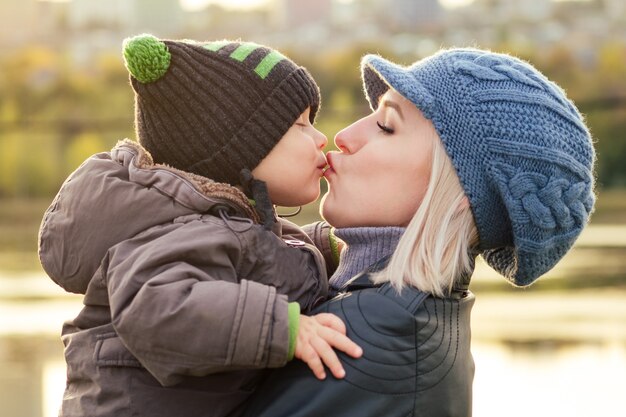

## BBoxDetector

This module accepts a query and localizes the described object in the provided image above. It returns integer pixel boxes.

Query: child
[38,35,361,417]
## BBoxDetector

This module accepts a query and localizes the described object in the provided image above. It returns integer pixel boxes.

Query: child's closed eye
[296,116,308,127]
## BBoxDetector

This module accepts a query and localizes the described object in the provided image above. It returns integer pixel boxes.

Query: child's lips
[317,155,329,175]
[323,153,336,178]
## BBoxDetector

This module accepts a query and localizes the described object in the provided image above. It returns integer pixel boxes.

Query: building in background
[381,0,444,31]
[471,0,553,22]
[0,0,625,64]
[0,0,42,50]
[271,0,333,29]
[64,0,184,35]
[129,0,185,36]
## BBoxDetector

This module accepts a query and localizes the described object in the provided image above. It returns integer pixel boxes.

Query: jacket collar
[339,254,473,300]
[340,255,391,292]
[39,139,263,294]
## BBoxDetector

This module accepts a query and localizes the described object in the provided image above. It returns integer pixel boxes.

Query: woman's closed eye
[376,121,394,134]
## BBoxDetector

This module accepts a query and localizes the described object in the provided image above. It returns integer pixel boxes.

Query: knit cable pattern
[457,55,594,251]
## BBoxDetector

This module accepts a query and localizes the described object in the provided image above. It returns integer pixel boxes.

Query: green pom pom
[122,34,171,84]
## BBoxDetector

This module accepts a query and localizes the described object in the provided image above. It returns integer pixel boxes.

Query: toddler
[38,35,361,417]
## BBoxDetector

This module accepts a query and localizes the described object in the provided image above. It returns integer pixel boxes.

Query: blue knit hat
[361,49,595,286]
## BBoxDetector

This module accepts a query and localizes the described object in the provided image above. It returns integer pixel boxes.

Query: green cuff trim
[329,228,340,267]
[287,302,300,361]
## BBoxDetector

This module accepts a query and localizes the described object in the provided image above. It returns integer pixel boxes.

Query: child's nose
[314,128,328,150]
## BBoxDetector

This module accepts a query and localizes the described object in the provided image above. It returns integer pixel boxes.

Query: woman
[244,48,595,416]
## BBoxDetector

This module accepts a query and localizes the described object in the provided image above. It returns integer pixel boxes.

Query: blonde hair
[372,136,479,297]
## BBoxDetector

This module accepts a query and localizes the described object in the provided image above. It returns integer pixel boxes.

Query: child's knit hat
[122,34,320,186]
[361,49,595,286]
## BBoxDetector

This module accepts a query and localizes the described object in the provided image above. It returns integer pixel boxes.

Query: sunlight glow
[180,0,269,11]
[43,361,65,417]
[439,0,474,8]
[179,0,589,12]
[182,0,477,10]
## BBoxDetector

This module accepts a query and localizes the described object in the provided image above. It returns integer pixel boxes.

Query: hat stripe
[203,40,231,52]
[255,50,286,79]
[230,43,260,62]
[203,41,285,80]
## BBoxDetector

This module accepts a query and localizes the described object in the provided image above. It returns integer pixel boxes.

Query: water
[473,342,626,416]
[1,293,625,417]
[2,334,625,416]
[2,227,626,416]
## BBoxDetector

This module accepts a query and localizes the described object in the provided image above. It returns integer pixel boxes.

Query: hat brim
[360,55,437,120]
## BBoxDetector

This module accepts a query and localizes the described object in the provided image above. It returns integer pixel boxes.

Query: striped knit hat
[122,34,320,186]
[361,49,596,286]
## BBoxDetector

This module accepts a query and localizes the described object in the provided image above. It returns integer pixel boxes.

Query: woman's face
[321,89,436,228]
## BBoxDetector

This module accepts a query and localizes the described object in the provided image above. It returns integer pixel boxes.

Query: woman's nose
[334,119,365,154]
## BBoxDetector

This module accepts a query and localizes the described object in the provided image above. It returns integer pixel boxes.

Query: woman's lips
[323,152,337,178]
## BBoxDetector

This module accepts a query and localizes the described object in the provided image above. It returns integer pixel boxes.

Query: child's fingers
[298,343,326,380]
[320,326,363,359]
[295,314,362,380]
[306,355,326,381]
[295,315,327,379]
[311,336,345,379]
[314,313,347,334]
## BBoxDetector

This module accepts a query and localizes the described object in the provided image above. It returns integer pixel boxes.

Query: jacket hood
[38,139,259,294]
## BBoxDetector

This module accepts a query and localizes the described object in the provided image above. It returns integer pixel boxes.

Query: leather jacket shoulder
[244,273,475,417]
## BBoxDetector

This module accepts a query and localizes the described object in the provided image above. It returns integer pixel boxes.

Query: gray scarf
[329,227,406,291]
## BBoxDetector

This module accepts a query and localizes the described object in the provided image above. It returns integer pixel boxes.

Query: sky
[179,0,476,12]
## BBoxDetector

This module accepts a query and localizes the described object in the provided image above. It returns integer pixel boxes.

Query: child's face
[252,108,328,206]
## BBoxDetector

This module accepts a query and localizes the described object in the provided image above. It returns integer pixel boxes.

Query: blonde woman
[244,48,595,417]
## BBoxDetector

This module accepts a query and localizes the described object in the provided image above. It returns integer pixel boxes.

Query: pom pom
[122,34,171,84]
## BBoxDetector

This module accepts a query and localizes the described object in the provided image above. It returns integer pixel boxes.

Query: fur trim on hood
[39,139,260,294]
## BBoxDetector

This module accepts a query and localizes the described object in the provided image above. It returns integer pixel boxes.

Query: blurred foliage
[0,41,625,198]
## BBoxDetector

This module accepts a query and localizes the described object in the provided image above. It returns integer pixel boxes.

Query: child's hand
[295,313,363,380]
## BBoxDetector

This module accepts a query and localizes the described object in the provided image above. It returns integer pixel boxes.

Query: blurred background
[0,0,625,416]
